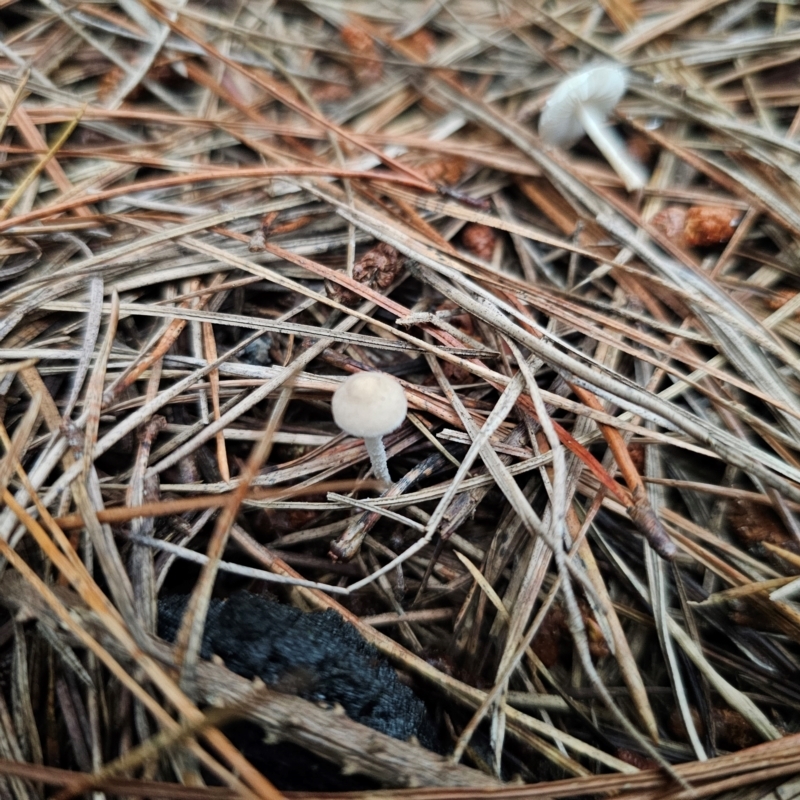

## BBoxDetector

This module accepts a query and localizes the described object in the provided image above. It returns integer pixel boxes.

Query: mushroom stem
[364,435,392,483]
[578,105,646,192]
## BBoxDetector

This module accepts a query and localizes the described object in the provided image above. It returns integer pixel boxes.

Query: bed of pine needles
[3,0,800,797]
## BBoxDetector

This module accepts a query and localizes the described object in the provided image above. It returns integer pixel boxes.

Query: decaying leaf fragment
[325,242,404,305]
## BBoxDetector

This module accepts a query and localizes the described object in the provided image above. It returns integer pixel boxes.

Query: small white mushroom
[539,65,647,192]
[332,372,408,483]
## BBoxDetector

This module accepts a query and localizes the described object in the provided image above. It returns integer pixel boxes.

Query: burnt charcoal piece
[157,593,438,749]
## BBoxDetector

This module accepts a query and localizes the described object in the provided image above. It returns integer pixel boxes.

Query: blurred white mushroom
[539,65,647,192]
[332,372,408,483]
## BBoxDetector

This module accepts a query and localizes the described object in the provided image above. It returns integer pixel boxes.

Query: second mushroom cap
[332,372,408,439]
[538,64,646,192]
[539,65,628,149]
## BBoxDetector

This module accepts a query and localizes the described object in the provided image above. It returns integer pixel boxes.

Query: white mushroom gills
[539,65,647,192]
[331,372,408,484]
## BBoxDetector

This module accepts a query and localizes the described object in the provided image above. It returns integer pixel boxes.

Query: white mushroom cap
[539,65,628,148]
[332,372,408,439]
[538,64,646,192]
